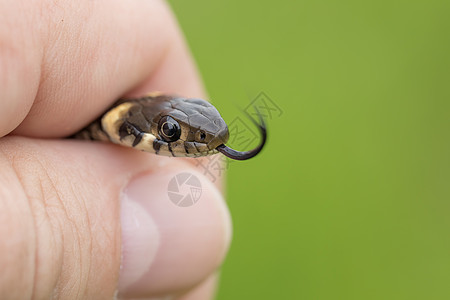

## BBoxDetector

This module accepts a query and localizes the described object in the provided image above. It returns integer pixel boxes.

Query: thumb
[0,136,230,299]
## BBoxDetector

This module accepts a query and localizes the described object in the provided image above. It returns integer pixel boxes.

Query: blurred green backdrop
[167,0,450,299]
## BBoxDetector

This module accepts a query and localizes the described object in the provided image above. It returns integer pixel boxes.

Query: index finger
[1,0,204,138]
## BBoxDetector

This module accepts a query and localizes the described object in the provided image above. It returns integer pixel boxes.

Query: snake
[74,93,266,160]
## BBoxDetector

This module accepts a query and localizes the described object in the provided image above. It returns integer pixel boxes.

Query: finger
[0,1,42,137]
[123,274,219,300]
[0,137,230,299]
[119,171,230,298]
[2,0,203,138]
[177,274,219,300]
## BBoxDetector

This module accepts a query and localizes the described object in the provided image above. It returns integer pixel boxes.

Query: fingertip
[118,168,231,298]
[10,0,205,138]
[0,24,41,137]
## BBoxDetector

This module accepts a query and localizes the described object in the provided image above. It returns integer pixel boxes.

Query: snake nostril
[214,118,224,126]
[196,129,207,142]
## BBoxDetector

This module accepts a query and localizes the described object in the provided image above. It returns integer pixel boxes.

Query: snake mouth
[215,110,267,161]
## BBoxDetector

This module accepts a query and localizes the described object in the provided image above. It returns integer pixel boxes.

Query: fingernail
[118,188,160,293]
[118,168,231,298]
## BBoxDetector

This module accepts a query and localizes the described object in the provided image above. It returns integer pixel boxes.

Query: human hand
[0,0,231,299]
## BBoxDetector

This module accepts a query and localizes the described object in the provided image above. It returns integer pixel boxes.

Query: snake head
[153,97,267,160]
[151,97,230,157]
[101,95,265,160]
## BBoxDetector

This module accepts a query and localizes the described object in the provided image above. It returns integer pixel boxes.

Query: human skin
[0,0,231,299]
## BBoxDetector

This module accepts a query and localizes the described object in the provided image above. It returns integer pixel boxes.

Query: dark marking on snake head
[132,132,143,147]
[119,121,144,146]
[153,139,162,154]
[168,142,175,157]
[119,122,129,141]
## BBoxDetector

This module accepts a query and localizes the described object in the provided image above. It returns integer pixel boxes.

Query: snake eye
[158,116,181,142]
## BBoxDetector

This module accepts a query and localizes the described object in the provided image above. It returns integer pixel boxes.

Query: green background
[167,0,450,299]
